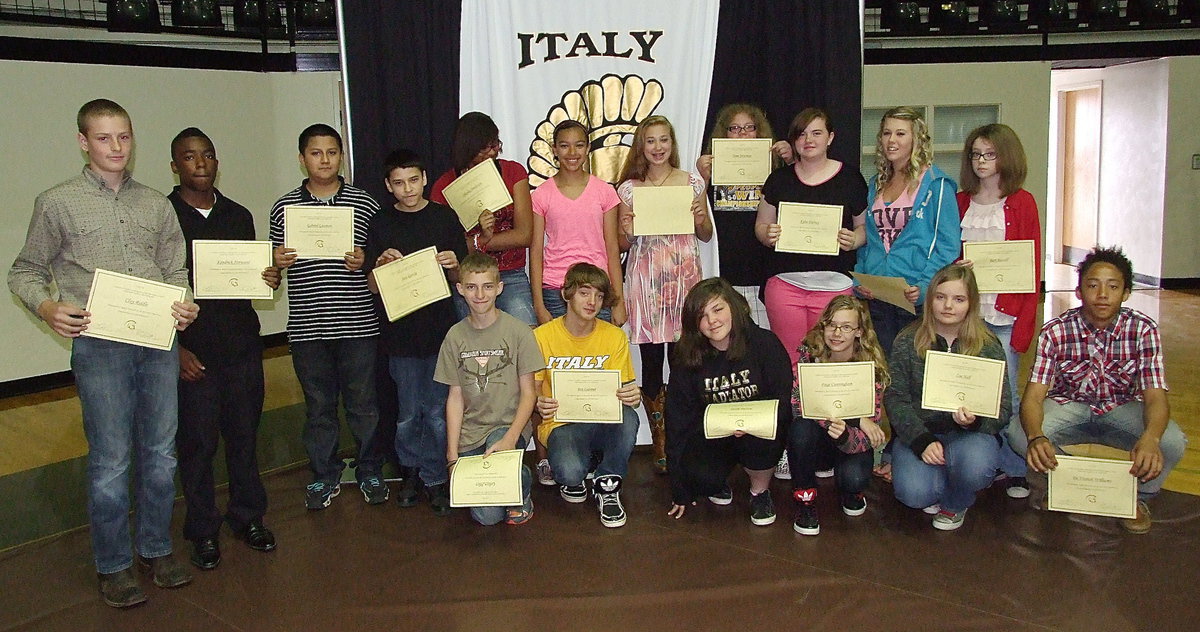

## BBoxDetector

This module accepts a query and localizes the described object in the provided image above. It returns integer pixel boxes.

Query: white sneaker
[815,468,834,479]
[536,459,555,486]
[923,503,941,515]
[774,453,791,480]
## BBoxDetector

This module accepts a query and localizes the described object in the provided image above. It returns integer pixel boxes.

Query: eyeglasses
[970,151,997,162]
[726,123,757,134]
[823,323,859,334]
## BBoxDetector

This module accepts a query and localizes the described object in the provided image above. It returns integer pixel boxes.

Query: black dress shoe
[190,537,221,570]
[236,520,276,552]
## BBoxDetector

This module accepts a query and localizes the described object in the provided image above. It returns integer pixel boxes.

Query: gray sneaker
[932,508,967,531]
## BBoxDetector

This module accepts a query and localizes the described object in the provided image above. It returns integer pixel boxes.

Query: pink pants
[764,277,853,366]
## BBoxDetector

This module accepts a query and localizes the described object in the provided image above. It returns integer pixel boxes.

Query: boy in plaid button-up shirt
[1011,247,1187,534]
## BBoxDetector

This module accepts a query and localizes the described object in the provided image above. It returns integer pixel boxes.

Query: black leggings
[638,342,675,400]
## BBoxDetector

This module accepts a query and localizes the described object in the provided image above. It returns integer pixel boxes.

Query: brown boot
[644,387,667,474]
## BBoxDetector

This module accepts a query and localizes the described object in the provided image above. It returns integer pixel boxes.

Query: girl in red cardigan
[956,123,1041,499]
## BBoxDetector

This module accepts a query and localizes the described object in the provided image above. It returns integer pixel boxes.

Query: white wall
[1164,56,1200,280]
[1097,59,1168,280]
[1,60,342,382]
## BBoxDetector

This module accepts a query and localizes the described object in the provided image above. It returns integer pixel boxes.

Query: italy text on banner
[458,0,720,191]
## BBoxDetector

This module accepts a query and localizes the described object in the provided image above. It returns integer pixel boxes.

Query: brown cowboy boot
[644,387,667,474]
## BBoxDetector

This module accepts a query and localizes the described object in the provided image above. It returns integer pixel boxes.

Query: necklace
[648,170,672,186]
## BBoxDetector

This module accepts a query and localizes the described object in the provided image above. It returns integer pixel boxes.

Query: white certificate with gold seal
[632,185,695,236]
[962,240,1037,294]
[797,361,876,420]
[703,400,779,440]
[372,246,451,322]
[283,205,355,260]
[191,240,274,300]
[710,138,773,186]
[449,449,525,507]
[551,369,622,424]
[441,159,513,231]
[920,351,1006,419]
[1047,455,1138,519]
[776,202,843,256]
[82,268,187,351]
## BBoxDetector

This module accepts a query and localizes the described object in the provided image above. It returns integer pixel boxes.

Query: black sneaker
[1005,476,1031,499]
[559,484,588,503]
[360,475,389,505]
[749,489,776,526]
[707,485,733,506]
[841,492,867,517]
[593,475,626,527]
[427,482,452,517]
[793,488,819,535]
[586,450,603,481]
[395,469,421,508]
[304,480,340,510]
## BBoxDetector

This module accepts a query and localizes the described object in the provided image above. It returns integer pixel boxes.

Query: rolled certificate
[83,268,187,351]
[920,351,1006,418]
[449,449,525,507]
[703,399,779,440]
[191,240,273,300]
[1047,455,1138,519]
[551,369,622,423]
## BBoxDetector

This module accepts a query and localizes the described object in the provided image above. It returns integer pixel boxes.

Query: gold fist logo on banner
[526,74,664,187]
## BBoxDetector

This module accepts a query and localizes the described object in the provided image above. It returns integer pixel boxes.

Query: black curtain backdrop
[341,0,462,205]
[704,1,862,165]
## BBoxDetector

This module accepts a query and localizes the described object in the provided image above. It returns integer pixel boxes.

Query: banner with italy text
[458,0,720,191]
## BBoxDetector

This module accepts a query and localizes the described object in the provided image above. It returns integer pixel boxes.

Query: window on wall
[860,105,1000,185]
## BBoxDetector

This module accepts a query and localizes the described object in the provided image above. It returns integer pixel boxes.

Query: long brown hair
[801,295,890,387]
[902,264,996,357]
[705,103,774,151]
[958,123,1028,197]
[874,106,933,190]
[674,278,752,369]
[617,115,680,183]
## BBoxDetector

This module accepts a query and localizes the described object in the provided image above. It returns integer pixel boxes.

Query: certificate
[441,159,513,231]
[551,369,622,424]
[920,351,1006,418]
[776,202,842,255]
[632,185,695,236]
[703,400,779,441]
[191,240,273,300]
[1047,455,1138,519]
[710,138,773,186]
[82,269,186,351]
[850,272,916,315]
[796,361,876,420]
[962,240,1037,294]
[372,246,451,322]
[449,449,524,508]
[283,205,355,260]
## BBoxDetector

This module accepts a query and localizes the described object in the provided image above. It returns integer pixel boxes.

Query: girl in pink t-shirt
[530,120,626,326]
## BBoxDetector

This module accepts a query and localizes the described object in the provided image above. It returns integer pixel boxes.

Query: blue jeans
[787,418,873,494]
[547,406,640,484]
[868,298,918,357]
[541,287,612,323]
[984,321,1027,478]
[390,354,449,486]
[454,268,536,326]
[72,337,179,574]
[1007,400,1188,500]
[893,432,1001,513]
[459,427,532,525]
[291,337,382,484]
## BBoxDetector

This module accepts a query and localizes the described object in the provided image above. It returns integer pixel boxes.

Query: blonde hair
[874,106,933,190]
[958,123,1028,197]
[904,264,996,358]
[801,295,890,387]
[617,115,680,182]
